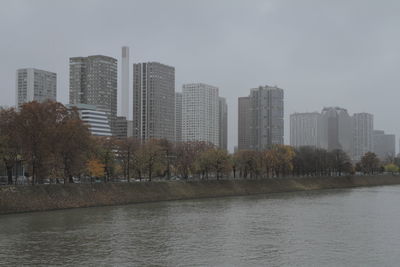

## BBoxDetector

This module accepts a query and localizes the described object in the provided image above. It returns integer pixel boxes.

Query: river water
[1,185,400,266]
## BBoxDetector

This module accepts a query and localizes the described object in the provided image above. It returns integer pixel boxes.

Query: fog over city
[0,0,399,152]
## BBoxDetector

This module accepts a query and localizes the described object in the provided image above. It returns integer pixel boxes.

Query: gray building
[319,107,353,157]
[373,130,395,160]
[114,116,128,139]
[218,97,228,150]
[238,96,252,150]
[182,83,219,146]
[133,62,175,142]
[290,112,320,147]
[249,86,284,150]
[175,92,182,143]
[69,55,117,135]
[16,68,56,108]
[352,113,373,161]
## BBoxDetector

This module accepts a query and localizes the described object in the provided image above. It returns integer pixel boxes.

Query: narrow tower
[121,46,130,119]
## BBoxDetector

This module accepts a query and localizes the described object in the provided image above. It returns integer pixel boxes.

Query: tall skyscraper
[182,83,219,146]
[218,97,228,150]
[133,62,175,142]
[290,112,320,147]
[352,113,373,161]
[238,96,251,150]
[16,68,56,108]
[373,130,395,160]
[175,92,182,143]
[69,55,117,134]
[249,86,284,150]
[121,46,130,119]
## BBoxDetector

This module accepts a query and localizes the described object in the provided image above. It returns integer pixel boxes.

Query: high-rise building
[290,112,320,147]
[249,86,284,150]
[69,55,117,134]
[218,97,228,150]
[16,68,56,108]
[133,62,175,142]
[114,116,128,139]
[175,92,182,143]
[121,47,130,119]
[182,83,219,146]
[67,104,112,137]
[352,113,373,161]
[319,107,353,156]
[373,130,395,160]
[238,96,251,150]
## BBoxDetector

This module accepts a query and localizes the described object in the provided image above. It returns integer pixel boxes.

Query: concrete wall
[1,175,400,215]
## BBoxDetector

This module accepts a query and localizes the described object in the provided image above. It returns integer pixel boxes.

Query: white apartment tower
[182,83,219,146]
[352,113,373,161]
[290,112,320,147]
[16,68,57,108]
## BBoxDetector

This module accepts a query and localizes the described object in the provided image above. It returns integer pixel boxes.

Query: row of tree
[0,101,398,185]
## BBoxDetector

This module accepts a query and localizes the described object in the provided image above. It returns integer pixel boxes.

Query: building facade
[238,96,252,150]
[290,112,320,147]
[67,104,112,137]
[69,55,117,134]
[352,113,373,161]
[373,130,395,160]
[182,83,219,146]
[16,68,56,108]
[132,62,175,142]
[175,92,182,143]
[121,47,130,119]
[249,86,284,150]
[319,107,353,157]
[218,97,228,150]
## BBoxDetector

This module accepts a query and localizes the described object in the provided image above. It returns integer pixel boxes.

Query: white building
[16,68,56,108]
[290,112,320,147]
[182,83,219,146]
[352,113,373,161]
[121,46,130,119]
[67,104,112,136]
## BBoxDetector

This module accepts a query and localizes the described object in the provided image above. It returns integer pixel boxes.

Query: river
[1,185,400,266]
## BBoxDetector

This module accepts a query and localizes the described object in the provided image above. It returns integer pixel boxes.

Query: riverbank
[1,175,399,215]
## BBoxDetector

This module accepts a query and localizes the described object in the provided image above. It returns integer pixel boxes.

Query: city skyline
[1,1,400,152]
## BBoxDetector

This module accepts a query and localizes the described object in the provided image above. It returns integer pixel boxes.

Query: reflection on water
[1,186,400,266]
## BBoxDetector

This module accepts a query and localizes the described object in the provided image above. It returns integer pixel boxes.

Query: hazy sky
[1,0,399,151]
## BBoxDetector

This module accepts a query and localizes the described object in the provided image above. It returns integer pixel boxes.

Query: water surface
[1,185,400,266]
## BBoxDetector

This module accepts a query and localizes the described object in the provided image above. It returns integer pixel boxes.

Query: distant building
[373,130,395,160]
[121,47,130,119]
[218,97,228,150]
[67,104,112,137]
[238,96,251,150]
[319,107,353,157]
[175,92,182,143]
[69,55,117,135]
[16,68,56,108]
[132,62,175,142]
[249,86,284,150]
[114,116,128,139]
[290,112,320,147]
[182,83,219,146]
[352,113,373,161]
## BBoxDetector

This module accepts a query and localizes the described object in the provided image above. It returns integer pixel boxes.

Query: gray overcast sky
[1,0,399,152]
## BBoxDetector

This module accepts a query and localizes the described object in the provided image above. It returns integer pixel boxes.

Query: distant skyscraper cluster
[238,85,284,151]
[290,107,395,161]
[15,47,228,149]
